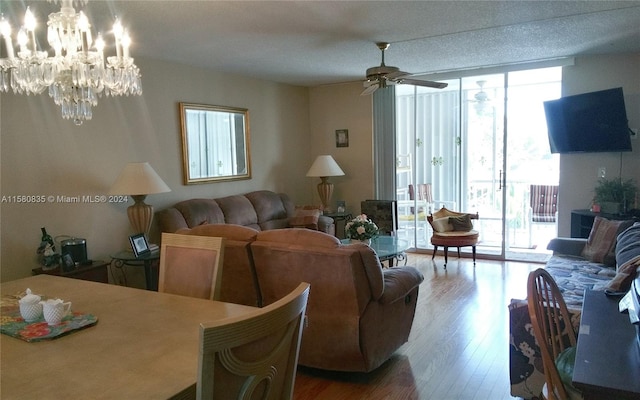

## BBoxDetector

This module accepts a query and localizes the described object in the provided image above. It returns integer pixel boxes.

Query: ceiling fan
[361,42,448,96]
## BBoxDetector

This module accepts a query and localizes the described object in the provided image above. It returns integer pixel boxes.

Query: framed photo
[129,233,151,258]
[61,253,75,272]
[336,129,349,148]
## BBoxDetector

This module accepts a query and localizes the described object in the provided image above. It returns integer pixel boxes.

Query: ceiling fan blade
[386,70,410,80]
[395,77,448,89]
[361,83,379,96]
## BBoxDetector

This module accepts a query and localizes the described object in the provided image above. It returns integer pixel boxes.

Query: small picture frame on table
[61,253,75,272]
[129,233,151,258]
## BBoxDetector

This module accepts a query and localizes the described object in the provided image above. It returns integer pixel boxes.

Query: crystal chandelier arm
[0,16,15,59]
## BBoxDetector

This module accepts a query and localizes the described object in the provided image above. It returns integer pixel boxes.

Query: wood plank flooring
[293,252,540,399]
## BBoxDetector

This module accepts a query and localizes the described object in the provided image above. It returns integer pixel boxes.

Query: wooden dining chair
[196,282,310,400]
[527,268,582,400]
[159,232,225,300]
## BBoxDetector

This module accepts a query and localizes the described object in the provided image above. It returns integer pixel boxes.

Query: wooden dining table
[0,274,258,399]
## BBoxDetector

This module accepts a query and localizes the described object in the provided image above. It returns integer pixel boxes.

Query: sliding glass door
[395,67,561,261]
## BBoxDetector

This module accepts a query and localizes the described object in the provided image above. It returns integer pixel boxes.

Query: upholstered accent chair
[427,207,479,268]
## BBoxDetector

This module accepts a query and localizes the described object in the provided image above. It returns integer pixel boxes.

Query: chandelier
[0,0,142,125]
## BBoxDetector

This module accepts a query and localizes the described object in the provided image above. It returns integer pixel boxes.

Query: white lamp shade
[109,162,171,195]
[306,155,345,178]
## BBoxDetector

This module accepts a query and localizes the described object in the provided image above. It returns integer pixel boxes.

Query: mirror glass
[179,103,251,184]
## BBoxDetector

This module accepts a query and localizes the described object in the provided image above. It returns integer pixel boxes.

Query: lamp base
[317,177,334,212]
[128,195,153,235]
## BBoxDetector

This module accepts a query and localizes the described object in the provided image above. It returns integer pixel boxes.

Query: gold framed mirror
[179,103,251,184]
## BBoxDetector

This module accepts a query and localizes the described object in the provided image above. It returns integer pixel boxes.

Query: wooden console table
[32,260,109,283]
[572,289,640,399]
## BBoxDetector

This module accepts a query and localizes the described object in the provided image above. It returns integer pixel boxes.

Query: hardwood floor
[293,252,541,399]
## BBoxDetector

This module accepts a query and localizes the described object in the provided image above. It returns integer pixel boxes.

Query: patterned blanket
[508,255,616,399]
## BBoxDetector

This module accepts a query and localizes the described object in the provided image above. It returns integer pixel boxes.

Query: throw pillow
[605,254,640,292]
[581,216,623,265]
[449,215,473,231]
[431,217,453,233]
[289,209,321,230]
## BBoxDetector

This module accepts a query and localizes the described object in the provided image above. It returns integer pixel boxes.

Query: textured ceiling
[2,1,640,87]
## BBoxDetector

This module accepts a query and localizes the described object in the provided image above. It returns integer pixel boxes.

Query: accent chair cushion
[431,217,453,232]
[449,215,473,231]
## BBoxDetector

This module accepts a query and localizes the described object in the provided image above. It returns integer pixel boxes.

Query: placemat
[1,294,98,342]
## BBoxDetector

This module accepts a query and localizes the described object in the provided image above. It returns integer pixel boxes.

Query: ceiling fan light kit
[361,42,448,96]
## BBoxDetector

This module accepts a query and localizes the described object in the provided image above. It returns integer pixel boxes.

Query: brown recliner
[175,224,261,307]
[250,228,424,372]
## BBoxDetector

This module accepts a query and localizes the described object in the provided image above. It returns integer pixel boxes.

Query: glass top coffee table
[341,236,410,267]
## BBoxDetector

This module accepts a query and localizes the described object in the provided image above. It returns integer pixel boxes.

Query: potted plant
[593,177,637,214]
[345,214,379,245]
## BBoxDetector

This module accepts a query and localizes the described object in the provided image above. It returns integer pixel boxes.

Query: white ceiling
[3,1,640,87]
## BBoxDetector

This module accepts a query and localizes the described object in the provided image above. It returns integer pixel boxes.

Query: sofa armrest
[318,215,335,236]
[379,267,424,304]
[546,237,587,256]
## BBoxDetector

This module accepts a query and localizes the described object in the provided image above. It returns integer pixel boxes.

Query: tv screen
[543,87,632,154]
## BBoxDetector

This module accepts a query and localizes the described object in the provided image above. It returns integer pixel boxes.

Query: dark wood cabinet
[571,209,637,238]
[32,260,109,283]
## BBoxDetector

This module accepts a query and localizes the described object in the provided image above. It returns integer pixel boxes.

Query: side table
[324,211,353,239]
[32,260,109,283]
[110,250,160,291]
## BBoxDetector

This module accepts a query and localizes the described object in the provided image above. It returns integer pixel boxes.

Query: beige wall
[0,58,314,282]
[308,83,374,215]
[557,53,640,236]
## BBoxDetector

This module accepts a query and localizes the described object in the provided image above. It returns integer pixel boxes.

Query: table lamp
[109,162,171,236]
[306,155,345,211]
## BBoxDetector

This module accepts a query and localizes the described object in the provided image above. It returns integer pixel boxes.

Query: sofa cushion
[545,255,616,308]
[289,208,321,229]
[215,195,260,229]
[176,223,258,241]
[605,255,640,292]
[245,190,291,230]
[616,222,640,267]
[174,199,225,227]
[580,216,623,266]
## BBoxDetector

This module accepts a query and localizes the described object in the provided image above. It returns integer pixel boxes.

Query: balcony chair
[159,232,225,300]
[527,268,582,400]
[529,185,559,248]
[196,282,310,400]
[427,207,479,268]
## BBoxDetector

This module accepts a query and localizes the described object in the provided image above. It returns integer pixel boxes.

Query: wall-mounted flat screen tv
[543,87,632,154]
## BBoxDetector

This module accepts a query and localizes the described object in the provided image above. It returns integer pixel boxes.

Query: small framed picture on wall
[336,129,349,148]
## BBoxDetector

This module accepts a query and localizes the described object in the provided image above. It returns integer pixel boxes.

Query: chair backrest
[360,200,398,235]
[527,268,577,400]
[196,282,310,400]
[159,232,225,300]
[530,185,559,222]
[175,224,261,307]
[408,183,434,203]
